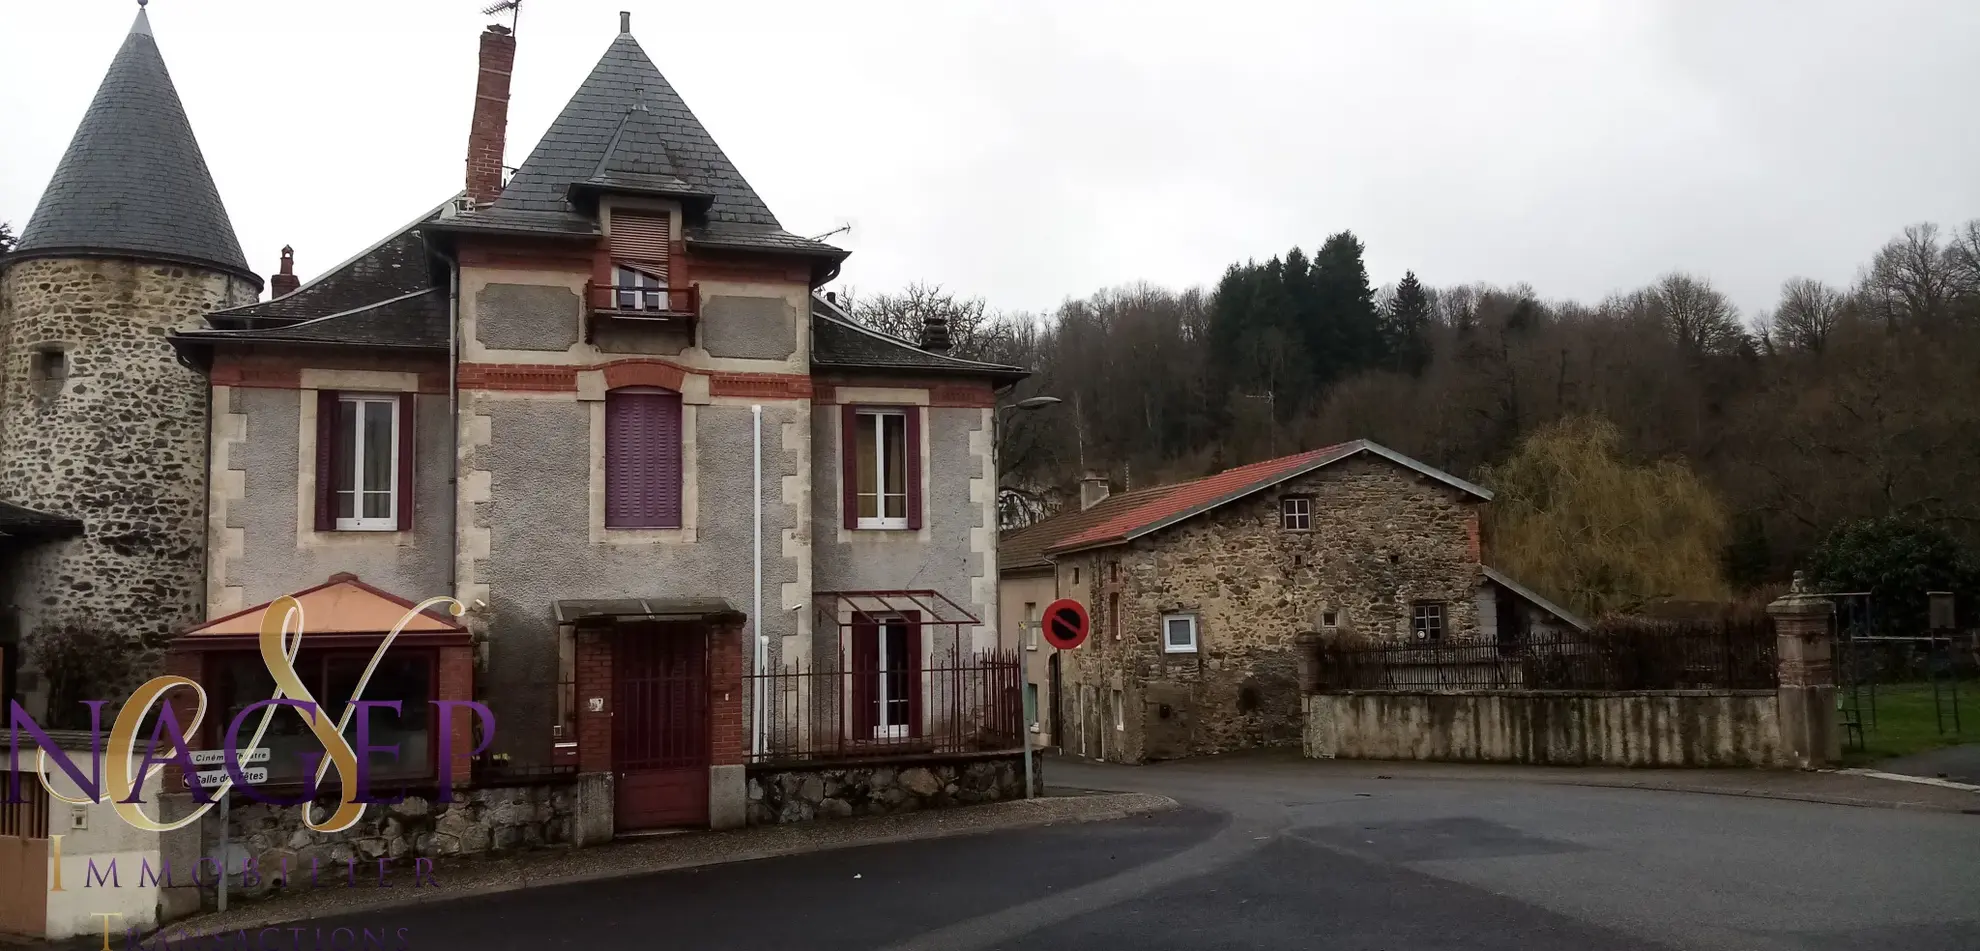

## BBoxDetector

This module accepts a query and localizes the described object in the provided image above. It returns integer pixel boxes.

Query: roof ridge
[811,297,1026,372]
[216,194,455,314]
[186,288,440,338]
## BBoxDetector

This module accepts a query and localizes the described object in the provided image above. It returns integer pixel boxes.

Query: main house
[3,5,1028,889]
[999,441,1583,763]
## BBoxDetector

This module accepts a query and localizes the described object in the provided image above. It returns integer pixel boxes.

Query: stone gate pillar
[1768,573,1839,769]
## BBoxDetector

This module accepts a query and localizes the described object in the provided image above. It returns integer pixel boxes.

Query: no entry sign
[1041,598,1091,650]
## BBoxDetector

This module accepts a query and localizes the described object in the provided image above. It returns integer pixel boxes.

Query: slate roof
[810,294,1028,382]
[13,9,255,285]
[1482,565,1590,632]
[453,26,843,263]
[998,486,1174,572]
[1043,441,1492,555]
[171,202,450,357]
[0,500,83,542]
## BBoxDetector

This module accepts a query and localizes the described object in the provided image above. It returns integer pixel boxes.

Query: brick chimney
[464,25,517,208]
[269,245,299,299]
[1079,471,1111,510]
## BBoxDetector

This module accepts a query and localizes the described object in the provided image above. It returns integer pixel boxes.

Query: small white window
[334,394,400,531]
[1023,602,1039,650]
[1162,614,1198,654]
[854,408,910,529]
[1281,496,1312,531]
[612,265,667,311]
[1113,689,1124,730]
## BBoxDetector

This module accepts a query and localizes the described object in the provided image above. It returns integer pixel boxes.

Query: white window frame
[612,264,667,311]
[1023,602,1039,650]
[1162,613,1199,654]
[872,614,914,739]
[1281,496,1312,531]
[334,393,401,532]
[854,408,910,530]
[1412,602,1446,642]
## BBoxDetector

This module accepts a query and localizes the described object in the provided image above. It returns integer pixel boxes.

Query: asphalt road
[238,755,1980,951]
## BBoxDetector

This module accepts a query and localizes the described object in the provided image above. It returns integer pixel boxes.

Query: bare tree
[1650,273,1747,357]
[1862,223,1960,332]
[844,282,997,360]
[1767,277,1848,352]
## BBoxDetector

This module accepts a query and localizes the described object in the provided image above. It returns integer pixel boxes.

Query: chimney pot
[464,25,518,207]
[620,10,631,33]
[270,246,300,299]
[920,313,952,353]
[1079,471,1111,511]
[825,291,837,305]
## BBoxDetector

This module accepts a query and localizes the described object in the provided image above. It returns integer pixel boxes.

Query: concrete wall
[1059,455,1482,764]
[0,258,257,709]
[809,397,998,663]
[1304,690,1790,767]
[211,386,453,612]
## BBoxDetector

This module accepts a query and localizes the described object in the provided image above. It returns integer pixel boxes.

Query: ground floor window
[1024,682,1039,726]
[853,613,921,739]
[1412,602,1446,642]
[208,650,434,784]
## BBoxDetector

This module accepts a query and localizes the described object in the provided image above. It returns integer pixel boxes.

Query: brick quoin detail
[437,645,476,784]
[708,622,745,767]
[576,629,614,775]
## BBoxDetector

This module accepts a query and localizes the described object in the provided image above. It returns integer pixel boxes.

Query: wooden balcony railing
[585,282,699,341]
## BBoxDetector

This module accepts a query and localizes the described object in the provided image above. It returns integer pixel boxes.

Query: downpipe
[752,404,766,759]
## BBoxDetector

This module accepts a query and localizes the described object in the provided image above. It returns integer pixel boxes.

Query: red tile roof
[1040,440,1490,555]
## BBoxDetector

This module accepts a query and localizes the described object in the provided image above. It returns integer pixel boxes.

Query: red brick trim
[709,372,812,400]
[811,375,994,408]
[211,352,446,393]
[1466,511,1482,563]
[457,364,581,392]
[708,621,746,767]
[576,628,614,775]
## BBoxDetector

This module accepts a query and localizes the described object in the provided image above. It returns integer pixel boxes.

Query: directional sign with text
[187,767,267,788]
[190,748,269,767]
[1041,598,1091,650]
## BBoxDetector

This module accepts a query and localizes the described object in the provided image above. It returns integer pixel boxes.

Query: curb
[134,792,1178,940]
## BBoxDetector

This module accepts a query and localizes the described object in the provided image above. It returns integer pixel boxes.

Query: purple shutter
[841,404,859,529]
[397,395,416,531]
[315,390,340,531]
[905,408,924,531]
[606,389,683,528]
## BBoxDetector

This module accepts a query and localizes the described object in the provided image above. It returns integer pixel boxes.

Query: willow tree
[1480,416,1728,618]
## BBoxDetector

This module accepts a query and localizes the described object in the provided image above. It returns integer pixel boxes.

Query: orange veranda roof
[184,573,464,638]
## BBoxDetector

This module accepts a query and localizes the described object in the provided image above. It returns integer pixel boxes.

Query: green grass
[1839,680,1980,765]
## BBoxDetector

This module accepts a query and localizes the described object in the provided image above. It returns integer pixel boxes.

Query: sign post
[1032,599,1092,799]
[189,749,268,913]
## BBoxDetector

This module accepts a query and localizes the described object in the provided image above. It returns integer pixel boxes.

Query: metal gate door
[613,626,710,831]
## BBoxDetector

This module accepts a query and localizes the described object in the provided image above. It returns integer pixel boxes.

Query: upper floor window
[612,265,667,311]
[605,387,684,529]
[314,391,412,533]
[1023,602,1038,650]
[1412,602,1446,642]
[1281,496,1312,531]
[842,406,921,531]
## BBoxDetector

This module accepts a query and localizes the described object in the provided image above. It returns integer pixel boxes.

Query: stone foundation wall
[1305,689,1790,767]
[746,752,1039,824]
[199,783,577,905]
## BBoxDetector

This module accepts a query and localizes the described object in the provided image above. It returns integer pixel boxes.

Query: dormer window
[614,265,667,310]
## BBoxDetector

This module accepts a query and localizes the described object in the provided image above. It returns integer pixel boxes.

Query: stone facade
[0,257,257,710]
[1059,456,1483,764]
[202,784,577,904]
[745,752,1037,824]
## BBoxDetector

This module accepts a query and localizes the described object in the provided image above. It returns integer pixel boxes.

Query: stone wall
[200,784,577,904]
[746,752,1038,824]
[1060,456,1483,764]
[1304,690,1790,767]
[0,257,257,711]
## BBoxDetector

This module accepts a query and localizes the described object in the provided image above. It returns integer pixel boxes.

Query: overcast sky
[5,1,1978,319]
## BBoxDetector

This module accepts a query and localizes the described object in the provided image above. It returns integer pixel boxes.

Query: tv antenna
[481,0,522,33]
[809,223,852,242]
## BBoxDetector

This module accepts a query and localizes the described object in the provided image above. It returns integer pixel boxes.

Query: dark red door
[613,625,710,830]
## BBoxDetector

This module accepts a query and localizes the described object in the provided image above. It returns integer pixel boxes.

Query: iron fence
[1310,618,1778,692]
[748,650,1024,765]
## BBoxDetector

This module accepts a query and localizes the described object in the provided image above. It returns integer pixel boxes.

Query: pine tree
[1305,231,1384,390]
[0,221,15,255]
[1385,270,1432,375]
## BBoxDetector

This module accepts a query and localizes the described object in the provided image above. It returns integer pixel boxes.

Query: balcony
[585,282,699,342]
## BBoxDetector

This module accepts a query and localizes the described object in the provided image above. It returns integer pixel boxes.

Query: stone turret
[0,5,260,710]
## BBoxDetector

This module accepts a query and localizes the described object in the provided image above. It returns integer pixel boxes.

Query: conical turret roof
[13,7,255,284]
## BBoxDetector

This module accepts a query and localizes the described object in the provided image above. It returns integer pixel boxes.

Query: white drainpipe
[751,404,766,759]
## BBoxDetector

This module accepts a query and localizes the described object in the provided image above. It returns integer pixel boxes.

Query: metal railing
[1310,619,1779,692]
[749,651,1024,765]
[586,282,699,316]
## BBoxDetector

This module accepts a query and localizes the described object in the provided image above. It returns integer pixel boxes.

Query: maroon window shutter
[905,408,924,530]
[840,404,859,529]
[605,389,683,529]
[851,615,878,737]
[396,395,416,531]
[314,390,340,531]
[904,611,924,738]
